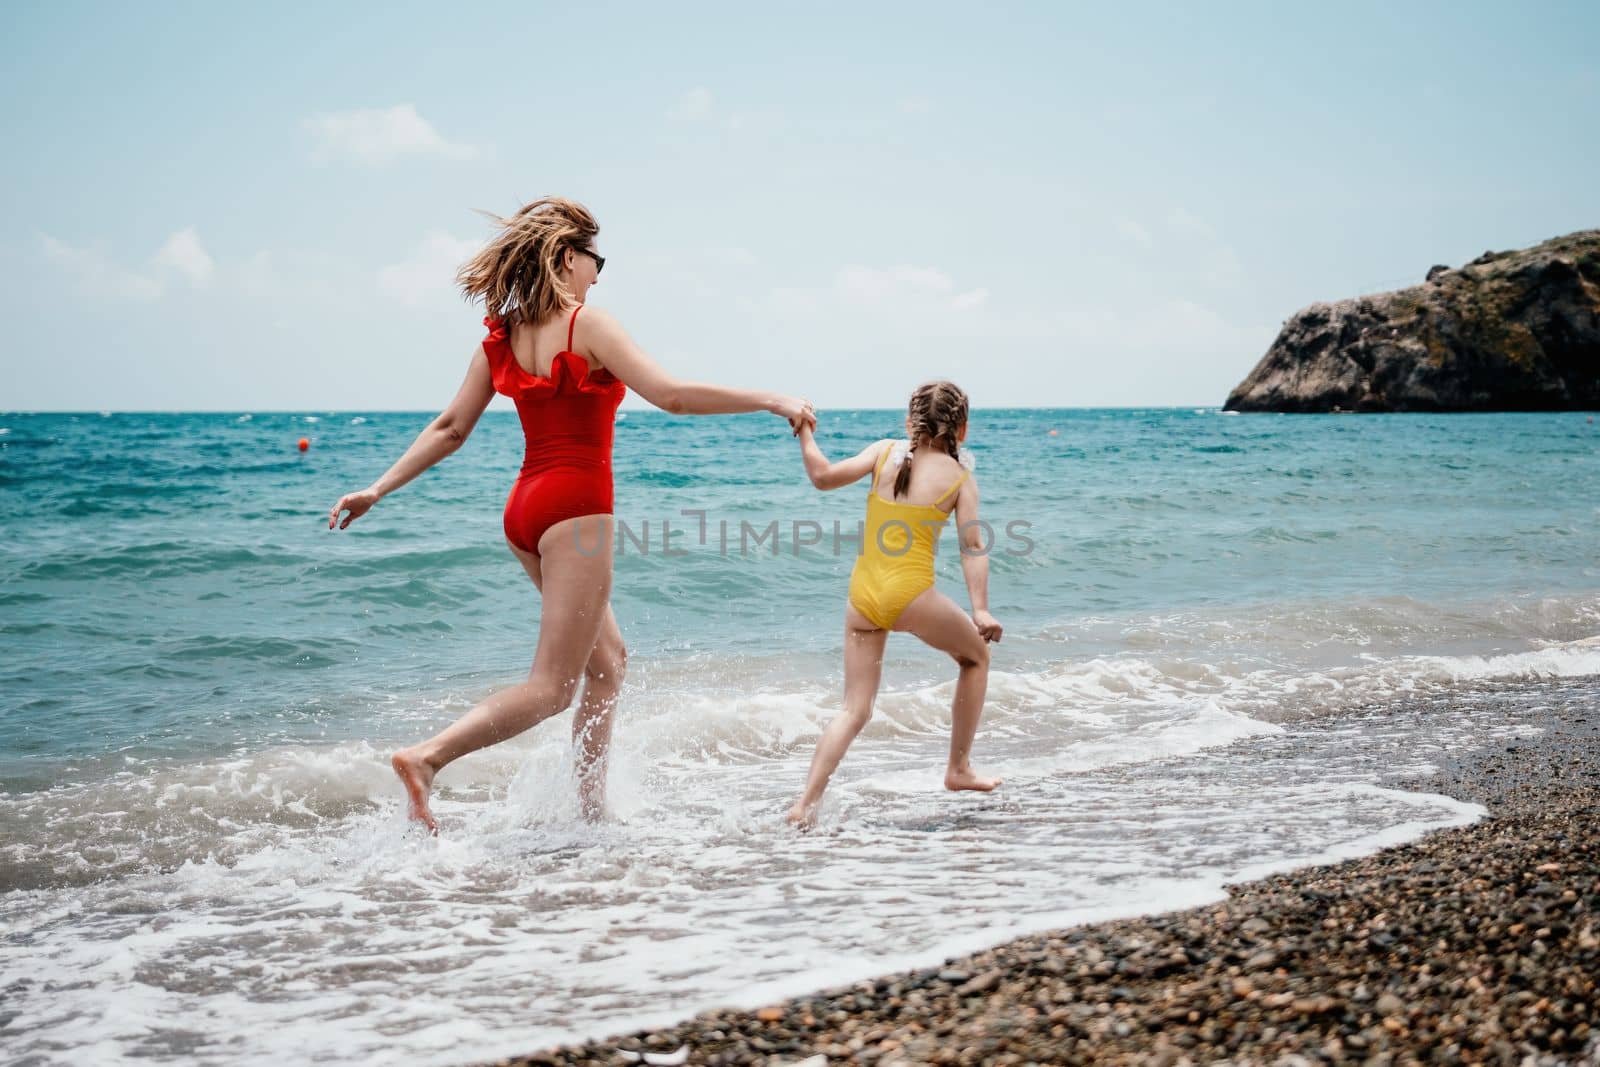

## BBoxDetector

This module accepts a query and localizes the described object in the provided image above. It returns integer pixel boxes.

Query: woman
[327,196,816,834]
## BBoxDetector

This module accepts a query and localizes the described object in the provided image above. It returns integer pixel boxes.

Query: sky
[1,1,1595,412]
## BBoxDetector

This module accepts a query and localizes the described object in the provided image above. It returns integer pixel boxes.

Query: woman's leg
[893,588,1001,792]
[570,604,625,819]
[504,537,627,820]
[786,602,889,828]
[391,515,615,832]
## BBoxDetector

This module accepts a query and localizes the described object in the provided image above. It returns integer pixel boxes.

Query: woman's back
[502,310,608,380]
[481,307,625,476]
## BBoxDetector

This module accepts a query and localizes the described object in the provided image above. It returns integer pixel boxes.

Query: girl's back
[873,440,968,511]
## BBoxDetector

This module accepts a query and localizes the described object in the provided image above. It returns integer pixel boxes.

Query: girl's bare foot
[944,766,1002,792]
[785,801,819,831]
[391,748,439,835]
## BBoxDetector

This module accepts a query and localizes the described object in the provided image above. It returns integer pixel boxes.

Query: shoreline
[478,694,1598,1066]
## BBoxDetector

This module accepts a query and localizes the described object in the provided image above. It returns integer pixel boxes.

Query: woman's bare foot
[576,765,609,823]
[578,791,611,824]
[944,766,1002,792]
[785,800,819,831]
[391,748,439,834]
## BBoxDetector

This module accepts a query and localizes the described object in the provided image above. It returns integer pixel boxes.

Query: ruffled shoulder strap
[479,315,518,397]
[477,312,624,402]
[481,315,510,359]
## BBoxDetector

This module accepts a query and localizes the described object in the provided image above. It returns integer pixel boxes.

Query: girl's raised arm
[797,424,888,490]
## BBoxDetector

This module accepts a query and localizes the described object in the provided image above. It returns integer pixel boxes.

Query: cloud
[39,234,164,301]
[835,265,986,311]
[767,286,819,315]
[40,227,216,300]
[235,249,279,300]
[222,246,368,325]
[1055,298,1271,354]
[763,264,988,329]
[667,88,714,122]
[1167,206,1215,238]
[1113,206,1244,287]
[152,227,214,286]
[665,89,779,133]
[378,231,483,306]
[1115,218,1154,247]
[838,264,953,302]
[302,104,477,164]
[1168,208,1244,285]
[709,246,758,267]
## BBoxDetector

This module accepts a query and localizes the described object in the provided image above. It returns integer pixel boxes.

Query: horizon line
[6,404,1240,415]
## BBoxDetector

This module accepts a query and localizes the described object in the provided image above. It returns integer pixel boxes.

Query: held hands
[328,487,380,530]
[774,395,817,437]
[973,609,1003,643]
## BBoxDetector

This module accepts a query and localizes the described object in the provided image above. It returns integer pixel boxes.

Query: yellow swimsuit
[847,443,970,630]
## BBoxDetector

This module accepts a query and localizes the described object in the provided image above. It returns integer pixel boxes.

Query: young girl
[786,380,1003,828]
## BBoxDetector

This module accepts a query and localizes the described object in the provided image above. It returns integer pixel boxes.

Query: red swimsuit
[481,305,627,557]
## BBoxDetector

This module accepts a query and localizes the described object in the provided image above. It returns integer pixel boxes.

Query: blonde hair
[893,380,969,499]
[455,196,598,327]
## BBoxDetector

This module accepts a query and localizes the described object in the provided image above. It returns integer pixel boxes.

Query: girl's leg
[893,588,1001,792]
[391,515,615,832]
[786,603,889,828]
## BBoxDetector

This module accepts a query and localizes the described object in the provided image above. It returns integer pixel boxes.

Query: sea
[2,408,1598,1065]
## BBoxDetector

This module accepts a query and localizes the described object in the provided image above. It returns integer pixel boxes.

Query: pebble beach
[485,687,1599,1066]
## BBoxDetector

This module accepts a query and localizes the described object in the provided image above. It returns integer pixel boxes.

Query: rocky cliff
[1224,230,1600,412]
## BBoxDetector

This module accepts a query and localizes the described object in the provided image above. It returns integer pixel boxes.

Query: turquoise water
[3,408,1599,1065]
[4,408,1597,778]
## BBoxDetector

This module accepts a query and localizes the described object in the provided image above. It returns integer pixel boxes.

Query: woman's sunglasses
[575,247,605,275]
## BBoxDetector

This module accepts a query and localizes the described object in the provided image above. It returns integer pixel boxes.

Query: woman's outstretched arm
[581,306,816,433]
[328,347,495,529]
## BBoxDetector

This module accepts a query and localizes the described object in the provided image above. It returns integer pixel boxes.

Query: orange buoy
[1047,429,1059,437]
[297,437,310,451]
